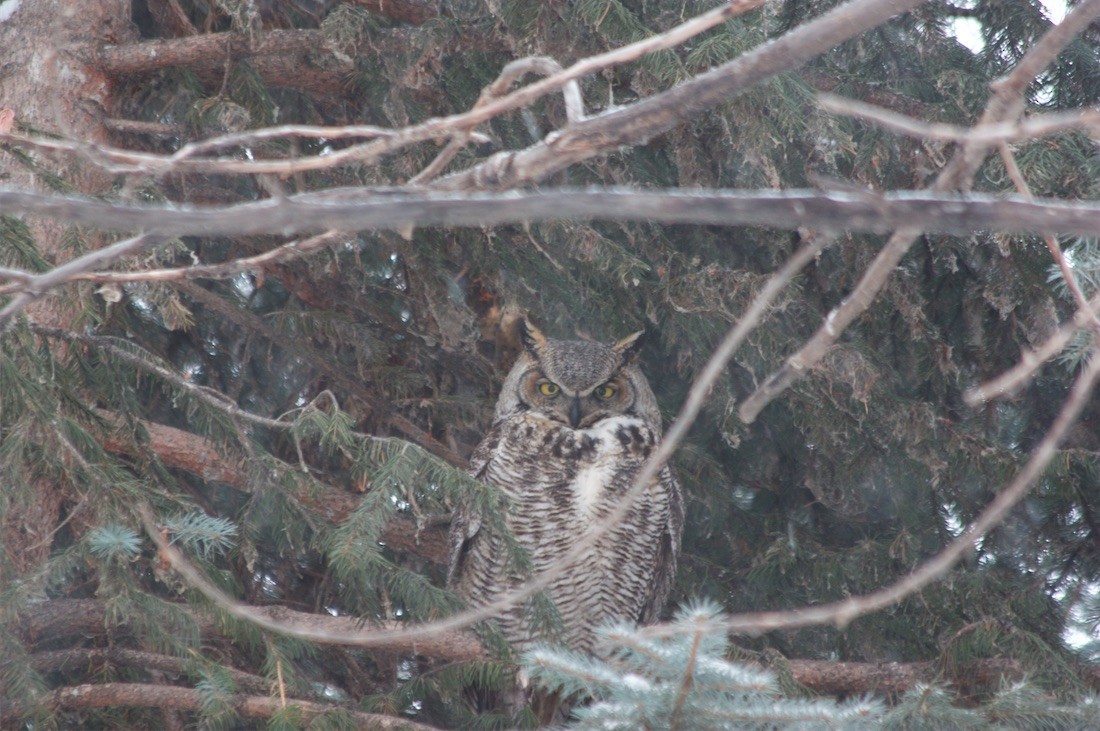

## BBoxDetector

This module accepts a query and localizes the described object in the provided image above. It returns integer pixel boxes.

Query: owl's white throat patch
[572,415,646,517]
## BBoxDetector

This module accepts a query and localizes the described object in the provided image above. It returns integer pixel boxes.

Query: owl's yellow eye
[594,384,618,400]
[537,381,560,397]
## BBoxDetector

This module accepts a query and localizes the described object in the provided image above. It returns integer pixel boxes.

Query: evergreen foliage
[527,599,883,729]
[1,0,1099,728]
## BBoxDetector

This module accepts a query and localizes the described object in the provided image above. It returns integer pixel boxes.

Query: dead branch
[1,188,1098,244]
[432,0,927,191]
[818,94,1100,143]
[964,294,1100,405]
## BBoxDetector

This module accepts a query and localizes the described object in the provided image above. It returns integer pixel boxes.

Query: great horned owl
[448,319,684,657]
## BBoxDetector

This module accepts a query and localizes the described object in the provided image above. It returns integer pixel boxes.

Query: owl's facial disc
[522,370,633,429]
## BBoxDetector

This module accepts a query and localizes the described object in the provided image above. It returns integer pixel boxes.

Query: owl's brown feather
[447,320,682,723]
[449,321,682,651]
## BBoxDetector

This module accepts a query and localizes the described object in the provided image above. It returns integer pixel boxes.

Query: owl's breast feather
[569,415,652,516]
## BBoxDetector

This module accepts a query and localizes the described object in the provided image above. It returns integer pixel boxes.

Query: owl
[447,319,684,659]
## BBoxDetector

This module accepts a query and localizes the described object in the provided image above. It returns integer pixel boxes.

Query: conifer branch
[94,25,496,96]
[0,682,443,730]
[28,648,274,697]
[29,324,451,559]
[93,412,451,562]
[343,0,441,25]
[19,597,1100,703]
[141,502,483,654]
[21,599,1085,699]
[31,325,289,430]
[170,280,465,467]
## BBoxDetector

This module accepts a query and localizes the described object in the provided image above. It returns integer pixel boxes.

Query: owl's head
[494,319,661,431]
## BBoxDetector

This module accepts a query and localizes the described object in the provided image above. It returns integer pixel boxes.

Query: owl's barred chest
[487,413,658,520]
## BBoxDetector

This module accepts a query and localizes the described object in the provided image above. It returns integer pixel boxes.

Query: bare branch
[0,232,163,332]
[737,226,918,422]
[997,142,1100,338]
[2,188,1098,243]
[818,93,1100,143]
[22,1,756,180]
[433,0,928,191]
[74,231,350,284]
[737,0,1100,423]
[410,57,584,185]
[964,298,1100,406]
[667,343,1100,637]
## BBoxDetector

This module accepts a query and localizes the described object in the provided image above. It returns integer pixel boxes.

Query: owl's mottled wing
[445,421,504,588]
[638,464,684,625]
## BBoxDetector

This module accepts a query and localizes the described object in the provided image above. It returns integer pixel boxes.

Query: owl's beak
[568,396,582,429]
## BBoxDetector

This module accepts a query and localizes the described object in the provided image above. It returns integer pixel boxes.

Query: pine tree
[2,0,1099,728]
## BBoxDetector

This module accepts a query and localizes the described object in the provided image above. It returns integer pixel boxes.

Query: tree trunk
[0,0,132,575]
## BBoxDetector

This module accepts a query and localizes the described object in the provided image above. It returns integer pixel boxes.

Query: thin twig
[818,93,1100,143]
[669,627,703,730]
[3,1,757,179]
[997,141,1100,337]
[0,232,163,333]
[410,57,584,185]
[964,297,1100,405]
[72,230,348,284]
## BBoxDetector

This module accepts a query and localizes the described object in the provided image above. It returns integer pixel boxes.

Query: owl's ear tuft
[613,330,646,364]
[519,318,549,358]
